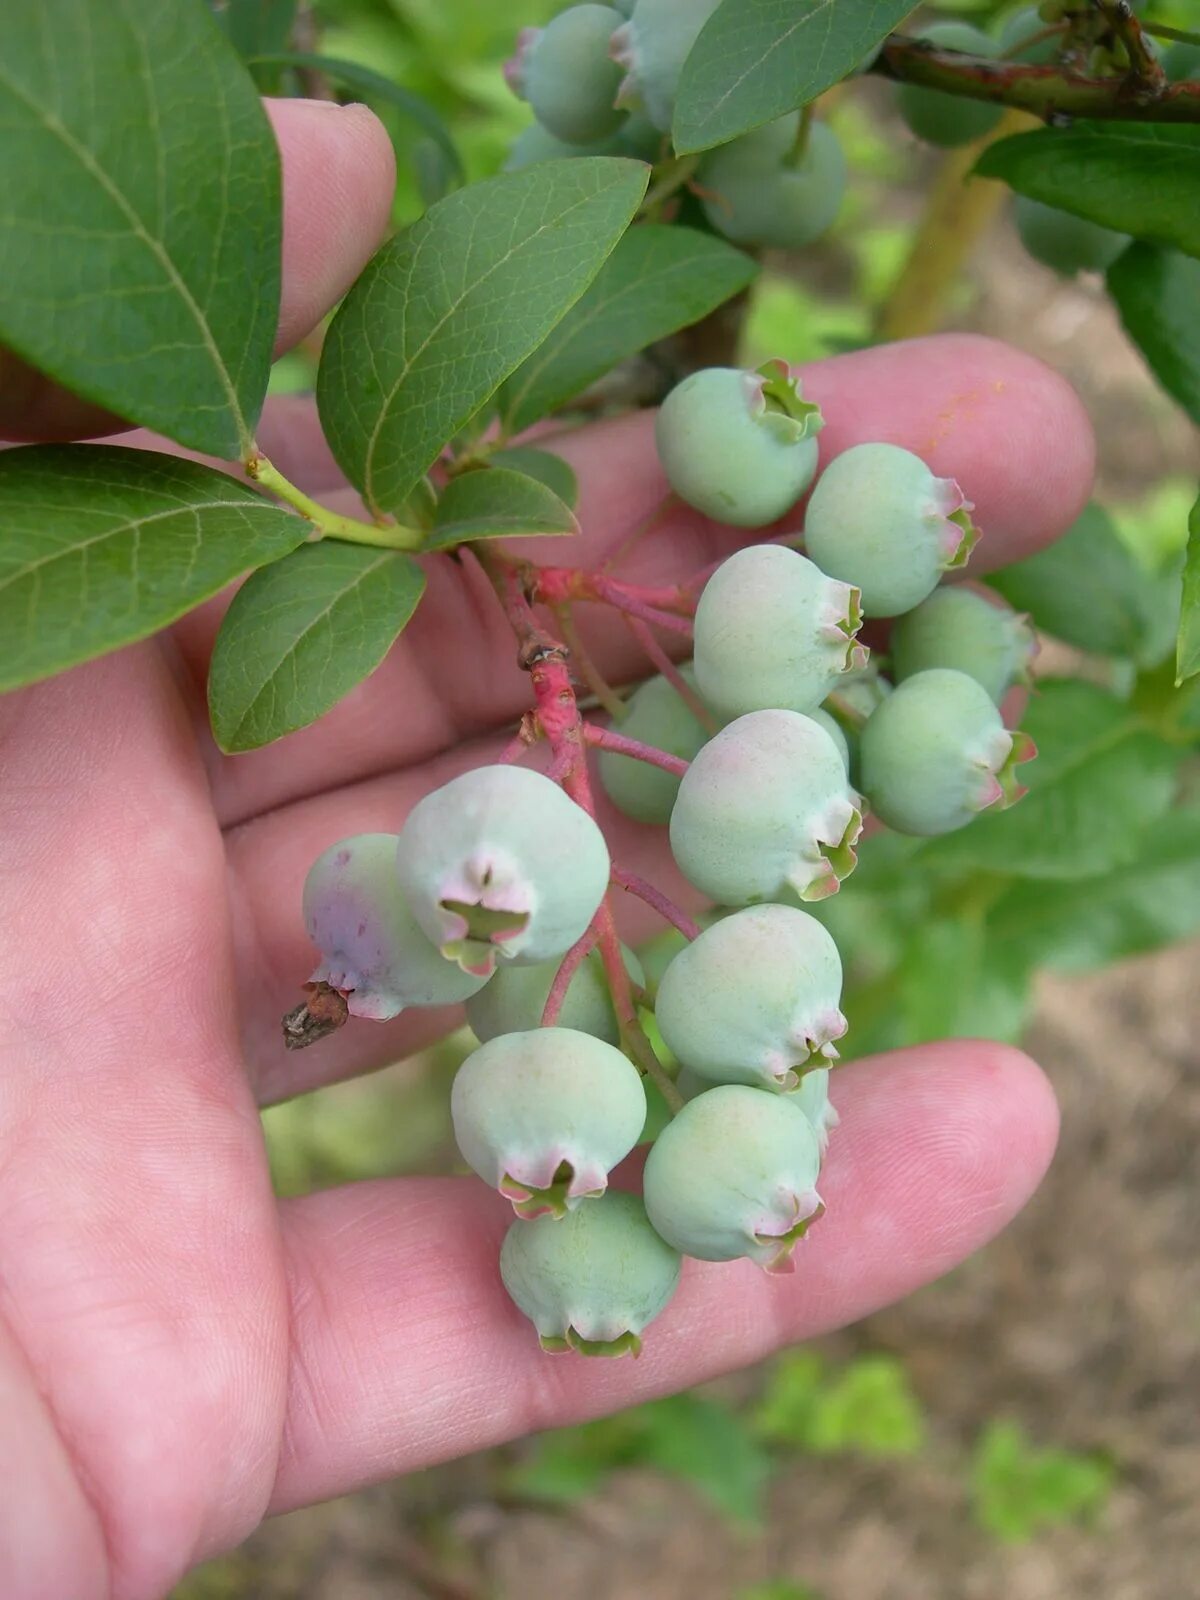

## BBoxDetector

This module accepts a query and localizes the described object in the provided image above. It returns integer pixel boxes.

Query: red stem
[582,721,690,777]
[622,613,721,735]
[541,921,600,1026]
[611,866,701,942]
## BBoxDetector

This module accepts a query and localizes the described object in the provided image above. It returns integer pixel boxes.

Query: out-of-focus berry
[506,6,627,146]
[891,586,1037,704]
[465,944,643,1045]
[598,666,714,824]
[897,22,1004,147]
[700,118,847,249]
[609,0,722,130]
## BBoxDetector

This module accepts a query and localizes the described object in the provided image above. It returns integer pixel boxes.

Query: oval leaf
[426,467,578,551]
[487,447,578,508]
[316,157,649,517]
[976,124,1200,260]
[1107,243,1200,425]
[0,445,305,691]
[498,224,757,433]
[208,541,426,751]
[673,0,918,154]
[0,0,281,457]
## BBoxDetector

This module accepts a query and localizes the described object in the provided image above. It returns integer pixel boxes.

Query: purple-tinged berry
[693,544,866,720]
[465,944,643,1045]
[395,766,610,977]
[643,1085,824,1269]
[804,442,979,618]
[654,905,846,1092]
[859,667,1036,836]
[598,665,714,824]
[670,709,862,904]
[303,834,489,1020]
[500,1190,681,1354]
[891,586,1037,704]
[506,6,627,146]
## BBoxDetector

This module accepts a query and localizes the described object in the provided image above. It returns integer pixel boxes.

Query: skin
[0,96,1093,1600]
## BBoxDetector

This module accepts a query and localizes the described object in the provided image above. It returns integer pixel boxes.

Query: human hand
[0,99,1092,1600]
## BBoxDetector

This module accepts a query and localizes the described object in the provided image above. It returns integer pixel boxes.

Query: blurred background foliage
[187,1,1200,1596]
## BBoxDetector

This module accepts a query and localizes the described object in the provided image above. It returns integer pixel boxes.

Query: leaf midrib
[684,0,839,136]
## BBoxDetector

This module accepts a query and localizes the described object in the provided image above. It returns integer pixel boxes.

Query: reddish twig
[552,601,626,720]
[622,613,721,734]
[582,721,690,777]
[542,920,601,1026]
[611,866,701,942]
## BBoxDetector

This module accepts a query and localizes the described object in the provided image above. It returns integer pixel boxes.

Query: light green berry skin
[610,0,723,130]
[655,905,846,1092]
[1013,195,1129,277]
[693,544,865,721]
[598,666,713,824]
[517,5,627,145]
[643,1085,824,1268]
[803,441,975,618]
[676,1062,839,1151]
[897,23,1004,147]
[810,707,850,771]
[655,367,821,528]
[452,1027,646,1211]
[700,119,847,249]
[997,5,1060,64]
[859,668,1015,837]
[395,765,610,974]
[891,587,1036,704]
[500,1190,682,1355]
[504,108,661,169]
[823,665,892,787]
[303,835,488,1020]
[669,709,862,905]
[465,944,643,1045]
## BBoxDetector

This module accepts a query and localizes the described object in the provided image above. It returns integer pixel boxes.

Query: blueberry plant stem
[582,721,690,776]
[552,602,627,720]
[622,613,721,734]
[541,921,600,1026]
[246,454,423,550]
[611,866,702,942]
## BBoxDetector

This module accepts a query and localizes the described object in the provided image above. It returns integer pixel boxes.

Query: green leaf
[897,916,1031,1045]
[0,0,281,458]
[972,1421,1114,1543]
[0,445,305,692]
[637,1396,772,1526]
[213,0,297,81]
[246,52,462,181]
[425,467,578,551]
[1107,245,1200,425]
[1179,489,1200,683]
[976,124,1200,260]
[316,158,648,517]
[988,502,1178,665]
[207,542,426,751]
[673,0,919,154]
[988,806,1200,973]
[498,224,757,432]
[917,679,1180,881]
[487,446,578,508]
[754,1351,926,1458]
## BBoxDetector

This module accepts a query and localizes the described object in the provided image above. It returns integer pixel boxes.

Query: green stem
[786,103,813,166]
[640,154,700,219]
[1143,22,1200,48]
[246,454,423,550]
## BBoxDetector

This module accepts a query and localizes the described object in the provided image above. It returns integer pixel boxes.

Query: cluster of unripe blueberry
[502,0,847,252]
[293,356,1037,1357]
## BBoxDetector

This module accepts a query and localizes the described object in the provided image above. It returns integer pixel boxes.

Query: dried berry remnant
[394,766,610,977]
[670,709,862,905]
[891,586,1037,704]
[859,667,1036,837]
[643,1085,825,1270]
[699,117,847,250]
[896,21,1004,147]
[655,905,847,1092]
[465,944,643,1045]
[452,1026,646,1217]
[693,544,867,721]
[610,0,723,130]
[655,362,824,528]
[505,5,628,146]
[598,664,714,824]
[303,834,489,1020]
[803,441,979,618]
[500,1190,682,1355]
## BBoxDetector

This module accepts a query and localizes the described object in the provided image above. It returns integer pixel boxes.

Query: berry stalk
[610,866,701,942]
[582,721,691,776]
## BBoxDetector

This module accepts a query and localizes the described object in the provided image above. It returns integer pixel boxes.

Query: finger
[268,1039,1059,1513]
[183,333,1093,827]
[0,99,394,444]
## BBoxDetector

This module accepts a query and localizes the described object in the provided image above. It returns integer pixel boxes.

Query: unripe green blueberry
[465,944,643,1045]
[452,1027,646,1217]
[500,1189,681,1354]
[890,586,1037,704]
[655,361,824,528]
[699,119,847,250]
[1166,41,1200,83]
[810,707,851,772]
[803,442,979,618]
[669,709,862,904]
[677,1060,838,1149]
[1013,195,1129,277]
[693,544,867,721]
[303,834,488,1020]
[643,1085,824,1269]
[654,905,846,1092]
[859,667,1036,836]
[997,5,1060,64]
[610,0,722,131]
[394,766,610,977]
[504,121,622,169]
[598,665,713,824]
[896,23,1004,147]
[505,6,627,146]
